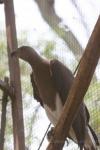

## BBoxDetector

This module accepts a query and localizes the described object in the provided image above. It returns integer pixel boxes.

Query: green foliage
[0,31,9,102]
[18,30,29,46]
[91,108,100,133]
[41,41,58,59]
[0,31,8,79]
[25,114,36,145]
[85,81,100,134]
[85,82,100,102]
[54,26,66,39]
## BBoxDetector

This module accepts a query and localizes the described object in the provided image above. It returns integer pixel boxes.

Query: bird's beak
[11,50,19,57]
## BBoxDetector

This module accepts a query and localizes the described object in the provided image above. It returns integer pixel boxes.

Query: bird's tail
[84,125,99,150]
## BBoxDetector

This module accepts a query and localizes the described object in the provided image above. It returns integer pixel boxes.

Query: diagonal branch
[35,0,83,60]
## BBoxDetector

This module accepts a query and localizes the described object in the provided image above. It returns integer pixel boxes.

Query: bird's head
[11,46,41,67]
[11,46,33,60]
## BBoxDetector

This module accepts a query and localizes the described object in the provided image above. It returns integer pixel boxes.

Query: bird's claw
[47,127,54,141]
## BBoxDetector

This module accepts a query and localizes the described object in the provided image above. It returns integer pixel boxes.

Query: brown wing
[50,59,74,105]
[50,59,90,120]
[30,72,43,107]
[50,59,91,147]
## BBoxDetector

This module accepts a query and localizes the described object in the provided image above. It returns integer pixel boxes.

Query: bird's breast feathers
[44,93,77,143]
[44,93,63,126]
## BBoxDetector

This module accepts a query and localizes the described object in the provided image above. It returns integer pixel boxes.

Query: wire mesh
[0,0,100,150]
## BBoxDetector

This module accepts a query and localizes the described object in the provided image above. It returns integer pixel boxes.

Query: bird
[11,46,99,150]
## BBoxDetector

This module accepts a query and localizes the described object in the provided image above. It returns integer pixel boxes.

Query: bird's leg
[47,127,69,146]
[79,141,84,150]
[47,127,54,141]
[65,138,69,146]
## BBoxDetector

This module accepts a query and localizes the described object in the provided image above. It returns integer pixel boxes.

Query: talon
[65,138,69,146]
[47,127,54,141]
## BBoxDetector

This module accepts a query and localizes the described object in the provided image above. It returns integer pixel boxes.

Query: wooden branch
[0,78,13,97]
[47,15,100,150]
[35,0,83,60]
[0,78,8,150]
[4,0,25,150]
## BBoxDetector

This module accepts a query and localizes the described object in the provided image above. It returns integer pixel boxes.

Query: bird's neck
[21,50,44,69]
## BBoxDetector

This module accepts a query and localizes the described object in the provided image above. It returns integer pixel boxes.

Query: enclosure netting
[0,1,100,150]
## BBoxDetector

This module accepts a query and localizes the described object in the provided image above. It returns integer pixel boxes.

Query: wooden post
[0,78,8,150]
[47,15,100,150]
[3,0,25,150]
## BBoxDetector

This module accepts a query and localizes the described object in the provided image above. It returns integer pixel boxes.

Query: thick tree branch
[4,0,25,149]
[35,0,83,60]
[47,15,100,150]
